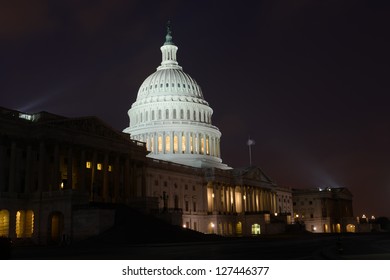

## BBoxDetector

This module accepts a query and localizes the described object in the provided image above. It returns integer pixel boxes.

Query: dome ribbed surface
[135,68,207,105]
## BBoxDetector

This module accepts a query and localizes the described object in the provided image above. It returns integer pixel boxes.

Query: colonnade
[135,131,221,158]
[207,184,277,214]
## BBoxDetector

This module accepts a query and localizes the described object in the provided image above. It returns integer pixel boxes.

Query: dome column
[170,131,174,154]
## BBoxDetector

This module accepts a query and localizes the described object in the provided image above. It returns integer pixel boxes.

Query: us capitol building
[0,24,357,245]
[122,24,292,235]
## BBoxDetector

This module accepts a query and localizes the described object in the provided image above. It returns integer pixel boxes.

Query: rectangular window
[206,137,210,155]
[190,134,193,153]
[181,135,186,153]
[86,161,91,169]
[185,201,189,212]
[173,135,178,153]
[193,202,196,212]
[165,135,171,152]
[108,165,112,172]
[97,163,102,170]
[158,136,163,152]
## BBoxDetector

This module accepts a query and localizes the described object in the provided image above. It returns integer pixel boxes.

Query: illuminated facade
[0,107,147,243]
[123,25,293,236]
[0,25,297,244]
[292,187,356,233]
[124,24,229,169]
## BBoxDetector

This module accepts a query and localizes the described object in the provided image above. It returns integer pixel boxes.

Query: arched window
[158,110,162,120]
[145,111,148,121]
[152,110,155,121]
[165,109,169,119]
[187,110,190,120]
[180,109,184,119]
[193,110,196,121]
[173,109,177,119]
[16,210,25,238]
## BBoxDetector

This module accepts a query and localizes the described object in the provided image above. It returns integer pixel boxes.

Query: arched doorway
[49,212,64,244]
[252,223,261,235]
[346,224,356,233]
[236,222,242,236]
[0,210,10,237]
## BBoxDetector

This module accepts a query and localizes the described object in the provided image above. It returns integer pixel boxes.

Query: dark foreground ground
[8,232,390,260]
[3,207,390,260]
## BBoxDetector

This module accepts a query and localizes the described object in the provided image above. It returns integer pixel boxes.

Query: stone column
[8,142,17,193]
[170,131,174,154]
[232,187,236,213]
[67,147,73,189]
[79,150,86,191]
[8,210,16,239]
[24,145,32,193]
[90,151,97,201]
[53,144,60,191]
[114,156,120,202]
[38,141,45,192]
[124,158,130,202]
[154,132,158,154]
[103,152,109,201]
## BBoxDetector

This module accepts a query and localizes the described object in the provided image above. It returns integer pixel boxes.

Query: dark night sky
[1,0,389,217]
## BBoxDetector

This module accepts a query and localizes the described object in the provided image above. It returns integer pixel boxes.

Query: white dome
[124,24,230,170]
[135,69,206,104]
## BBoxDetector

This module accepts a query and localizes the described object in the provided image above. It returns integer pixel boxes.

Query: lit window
[181,135,186,153]
[251,224,261,235]
[158,135,163,152]
[108,165,112,172]
[173,135,178,153]
[86,161,91,169]
[16,211,25,238]
[165,135,171,152]
[97,163,102,170]
[0,209,10,237]
[206,136,210,155]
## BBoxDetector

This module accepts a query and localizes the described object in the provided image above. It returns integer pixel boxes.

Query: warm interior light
[211,193,215,198]
[108,165,112,172]
[86,161,91,169]
[243,195,246,200]
[97,163,102,170]
[211,223,215,228]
